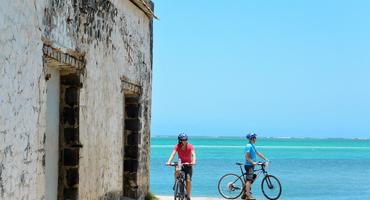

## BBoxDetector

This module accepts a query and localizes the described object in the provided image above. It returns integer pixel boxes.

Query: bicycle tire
[217,173,244,199]
[174,180,185,200]
[174,180,179,200]
[179,180,185,200]
[261,175,282,200]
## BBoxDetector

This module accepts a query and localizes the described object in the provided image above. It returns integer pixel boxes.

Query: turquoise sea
[150,136,370,200]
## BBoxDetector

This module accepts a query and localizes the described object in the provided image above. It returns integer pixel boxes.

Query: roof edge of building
[129,0,158,19]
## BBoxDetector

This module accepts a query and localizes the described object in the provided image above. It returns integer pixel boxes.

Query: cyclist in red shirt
[166,133,196,200]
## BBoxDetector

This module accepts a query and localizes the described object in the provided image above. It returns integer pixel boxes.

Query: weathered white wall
[0,0,153,199]
[0,0,47,199]
[76,1,152,199]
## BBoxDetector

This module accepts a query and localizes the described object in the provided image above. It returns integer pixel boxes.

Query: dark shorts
[244,165,255,181]
[182,165,193,181]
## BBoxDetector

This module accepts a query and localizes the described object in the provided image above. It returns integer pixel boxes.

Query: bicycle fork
[265,175,274,189]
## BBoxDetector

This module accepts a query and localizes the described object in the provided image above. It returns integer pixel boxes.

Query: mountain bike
[168,161,192,200]
[218,162,282,200]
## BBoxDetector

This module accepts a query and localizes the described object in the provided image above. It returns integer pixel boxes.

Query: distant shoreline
[151,135,370,140]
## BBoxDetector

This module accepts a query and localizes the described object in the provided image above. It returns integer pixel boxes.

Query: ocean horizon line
[151,135,370,140]
[151,144,370,149]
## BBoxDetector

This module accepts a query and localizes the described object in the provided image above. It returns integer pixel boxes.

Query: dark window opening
[123,95,141,199]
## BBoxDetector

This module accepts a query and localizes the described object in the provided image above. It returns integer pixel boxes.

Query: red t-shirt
[174,143,194,163]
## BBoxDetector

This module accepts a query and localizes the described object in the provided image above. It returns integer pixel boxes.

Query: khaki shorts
[244,165,255,181]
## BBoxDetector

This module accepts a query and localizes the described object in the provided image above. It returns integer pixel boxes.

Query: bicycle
[168,161,192,200]
[218,161,282,200]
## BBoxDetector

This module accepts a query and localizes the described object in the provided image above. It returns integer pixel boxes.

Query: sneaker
[247,196,256,200]
[241,193,247,199]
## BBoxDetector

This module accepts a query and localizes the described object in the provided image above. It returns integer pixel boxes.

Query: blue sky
[151,0,370,138]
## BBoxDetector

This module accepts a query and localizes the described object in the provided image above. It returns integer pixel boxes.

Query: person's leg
[185,166,193,200]
[243,165,255,199]
[245,181,251,198]
[173,167,180,190]
[175,165,180,179]
[186,177,191,199]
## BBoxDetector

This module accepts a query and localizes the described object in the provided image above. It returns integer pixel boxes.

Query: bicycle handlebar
[235,161,270,166]
[257,161,270,166]
[166,162,194,166]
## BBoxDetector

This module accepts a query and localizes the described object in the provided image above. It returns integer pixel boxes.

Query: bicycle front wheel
[261,175,282,200]
[217,173,244,199]
[174,180,185,200]
[174,180,179,200]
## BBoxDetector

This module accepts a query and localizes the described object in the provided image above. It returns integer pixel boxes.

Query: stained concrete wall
[0,0,153,199]
[0,1,48,199]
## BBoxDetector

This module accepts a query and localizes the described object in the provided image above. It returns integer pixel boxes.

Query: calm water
[150,136,370,199]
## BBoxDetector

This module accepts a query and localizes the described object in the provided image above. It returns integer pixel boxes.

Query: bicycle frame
[170,161,188,200]
[177,170,186,194]
[218,162,282,200]
[236,163,268,183]
[241,163,277,195]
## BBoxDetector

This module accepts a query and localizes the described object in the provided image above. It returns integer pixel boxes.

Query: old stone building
[0,0,155,199]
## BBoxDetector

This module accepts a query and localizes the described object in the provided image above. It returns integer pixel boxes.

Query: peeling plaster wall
[0,0,48,199]
[1,0,153,199]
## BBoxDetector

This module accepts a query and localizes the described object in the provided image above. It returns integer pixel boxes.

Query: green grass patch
[145,192,159,200]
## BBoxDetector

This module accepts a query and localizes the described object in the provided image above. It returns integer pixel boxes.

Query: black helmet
[178,132,188,141]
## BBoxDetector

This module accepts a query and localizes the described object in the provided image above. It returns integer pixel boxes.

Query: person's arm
[191,149,196,165]
[245,152,257,166]
[257,151,268,161]
[166,149,177,165]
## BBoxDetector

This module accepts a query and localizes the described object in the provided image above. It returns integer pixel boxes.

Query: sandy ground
[156,196,226,200]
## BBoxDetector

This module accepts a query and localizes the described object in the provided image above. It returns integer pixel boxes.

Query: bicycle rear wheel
[261,175,282,200]
[217,173,244,199]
